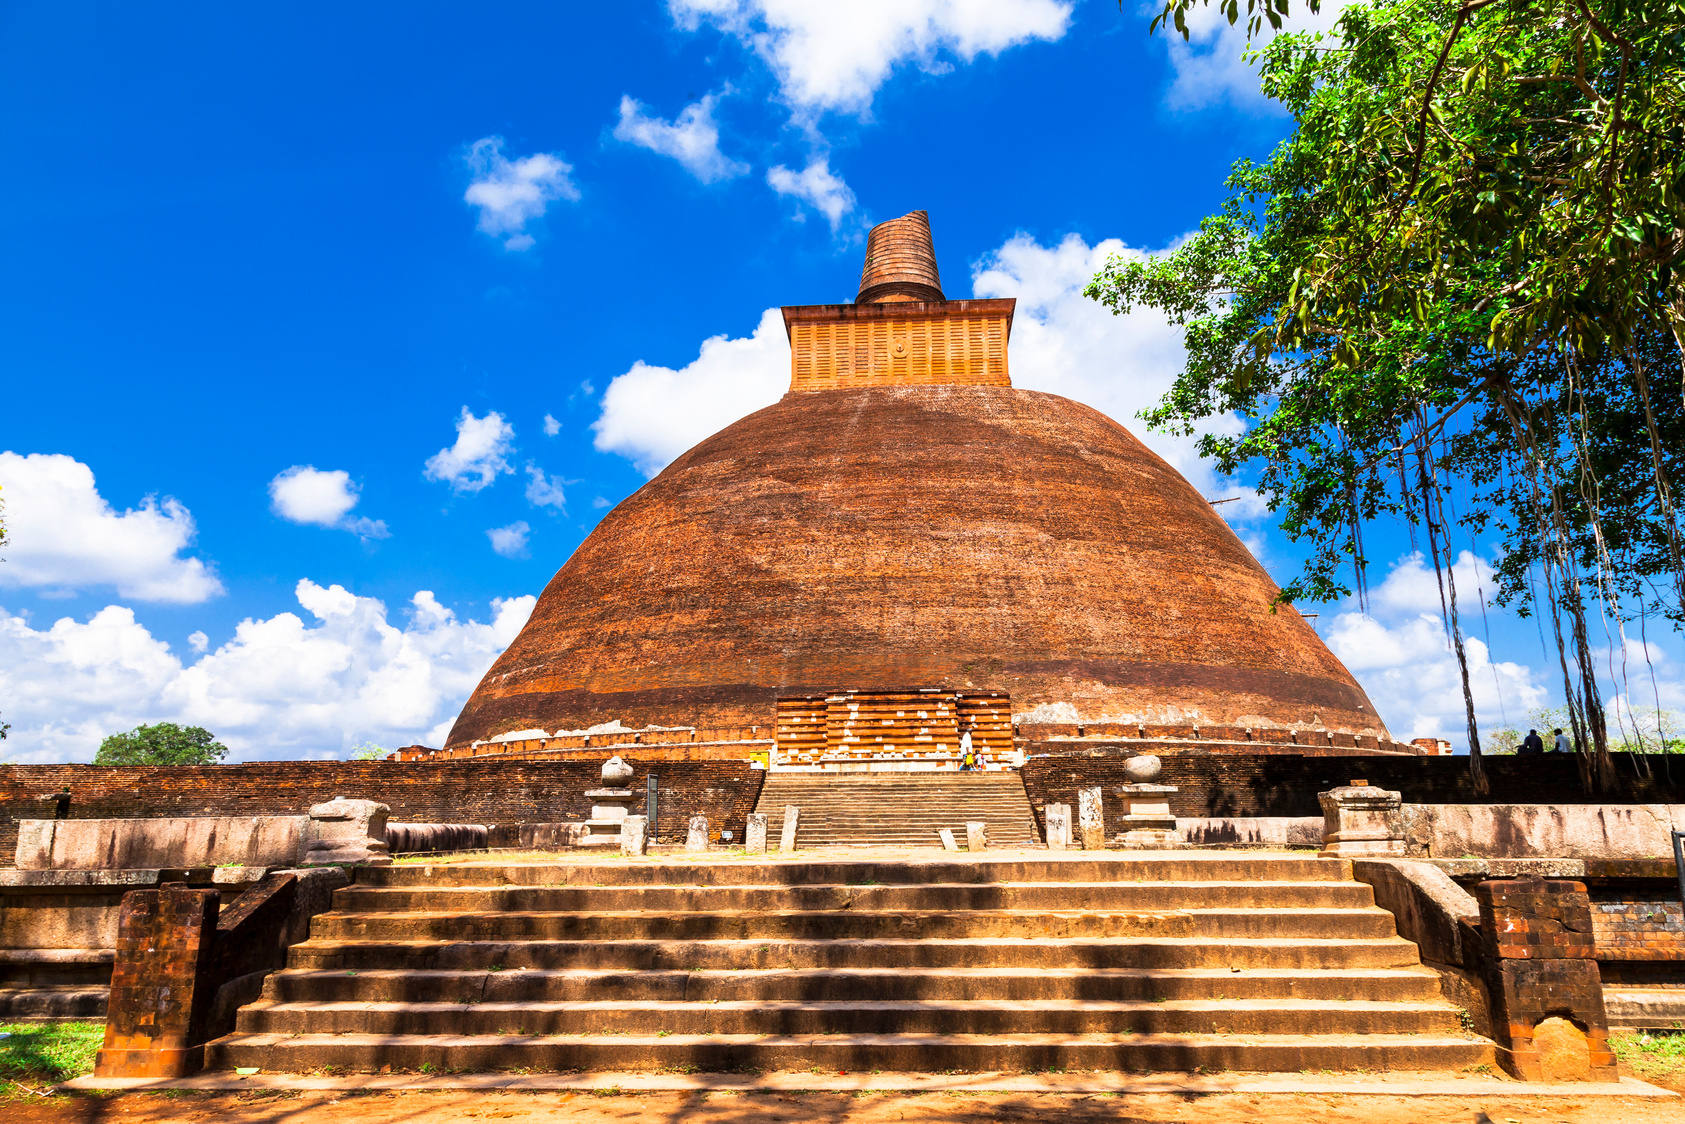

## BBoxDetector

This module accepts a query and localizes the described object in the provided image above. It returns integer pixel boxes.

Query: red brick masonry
[1475,878,1617,1081]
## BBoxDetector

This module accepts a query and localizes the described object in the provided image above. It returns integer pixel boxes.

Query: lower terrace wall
[0,758,765,863]
[1022,751,1685,835]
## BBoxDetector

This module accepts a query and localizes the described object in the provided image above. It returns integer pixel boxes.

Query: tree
[1092,0,1685,791]
[94,723,228,766]
[348,741,387,761]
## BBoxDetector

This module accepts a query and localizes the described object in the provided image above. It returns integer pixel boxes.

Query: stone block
[619,816,648,857]
[1401,803,1685,859]
[301,798,391,866]
[1476,877,1596,960]
[1076,787,1105,850]
[1114,783,1184,849]
[686,815,709,852]
[1318,784,1404,857]
[1044,803,1071,850]
[17,816,307,871]
[939,828,959,851]
[965,821,987,851]
[779,806,800,852]
[745,813,768,854]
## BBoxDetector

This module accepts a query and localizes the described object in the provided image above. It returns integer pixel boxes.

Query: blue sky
[3,1,1677,761]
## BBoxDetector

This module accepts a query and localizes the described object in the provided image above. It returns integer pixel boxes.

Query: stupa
[446,212,1394,753]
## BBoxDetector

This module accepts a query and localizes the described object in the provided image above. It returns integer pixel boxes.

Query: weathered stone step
[0,985,109,1020]
[353,856,1355,888]
[754,771,1042,848]
[261,965,1445,1005]
[329,880,1376,914]
[309,908,1396,943]
[233,997,1462,1037]
[206,1031,1494,1074]
[287,935,1425,973]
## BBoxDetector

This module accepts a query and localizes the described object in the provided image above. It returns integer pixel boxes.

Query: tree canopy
[1092,0,1685,788]
[94,723,229,767]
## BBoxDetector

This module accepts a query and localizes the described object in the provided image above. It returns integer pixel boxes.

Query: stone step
[328,881,1376,914]
[288,936,1426,972]
[261,965,1446,1005]
[759,780,1028,790]
[754,771,1042,848]
[0,986,109,1020]
[206,1031,1494,1074]
[233,997,1463,1037]
[308,908,1398,943]
[353,856,1355,888]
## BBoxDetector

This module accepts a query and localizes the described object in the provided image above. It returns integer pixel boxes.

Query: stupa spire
[856,210,944,304]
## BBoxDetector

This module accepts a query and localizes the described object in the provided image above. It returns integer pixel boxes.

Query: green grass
[1612,1028,1685,1082]
[0,1022,104,1091]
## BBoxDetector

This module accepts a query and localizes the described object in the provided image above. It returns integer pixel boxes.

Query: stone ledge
[0,868,164,888]
[59,1070,1680,1097]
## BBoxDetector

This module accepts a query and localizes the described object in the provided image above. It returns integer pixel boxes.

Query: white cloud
[671,0,1072,118]
[613,93,749,183]
[592,307,790,477]
[1323,551,1548,749]
[0,583,535,763]
[463,136,580,251]
[542,413,561,436]
[187,630,209,653]
[588,229,1260,492]
[766,157,856,229]
[971,232,1254,504]
[1156,0,1350,111]
[487,521,531,559]
[424,408,516,493]
[524,467,567,512]
[0,452,223,604]
[267,465,389,539]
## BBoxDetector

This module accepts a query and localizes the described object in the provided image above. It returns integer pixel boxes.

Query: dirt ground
[2,1088,1681,1124]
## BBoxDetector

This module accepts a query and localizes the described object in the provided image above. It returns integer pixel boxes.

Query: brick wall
[1591,892,1685,963]
[0,758,766,863]
[1021,751,1685,834]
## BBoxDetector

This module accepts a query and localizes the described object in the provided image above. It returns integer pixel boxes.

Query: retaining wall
[1021,751,1685,834]
[0,758,765,863]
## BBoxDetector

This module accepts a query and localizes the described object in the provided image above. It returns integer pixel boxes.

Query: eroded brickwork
[95,887,219,1078]
[446,386,1391,749]
[1474,877,1617,1081]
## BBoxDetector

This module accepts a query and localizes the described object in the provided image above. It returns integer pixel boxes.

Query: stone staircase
[756,771,1041,847]
[205,855,1493,1074]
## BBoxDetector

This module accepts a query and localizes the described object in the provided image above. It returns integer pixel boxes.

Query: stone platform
[203,852,1494,1076]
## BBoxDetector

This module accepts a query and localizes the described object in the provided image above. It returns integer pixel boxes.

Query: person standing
[1520,728,1545,755]
[958,726,974,771]
[1553,727,1572,753]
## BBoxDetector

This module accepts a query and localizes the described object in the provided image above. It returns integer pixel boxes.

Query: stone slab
[1044,804,1070,850]
[685,815,709,852]
[1403,803,1685,860]
[619,816,648,857]
[779,807,800,852]
[0,868,163,889]
[61,1071,1680,1097]
[17,817,306,871]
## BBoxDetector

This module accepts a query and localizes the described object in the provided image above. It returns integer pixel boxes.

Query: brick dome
[445,384,1389,748]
